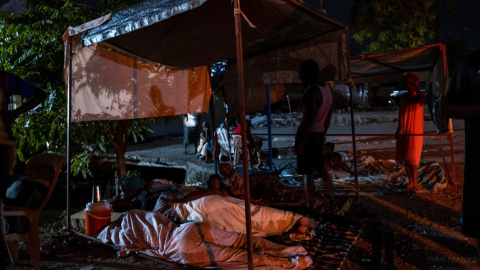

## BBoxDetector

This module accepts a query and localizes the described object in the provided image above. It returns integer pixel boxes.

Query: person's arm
[7,89,47,123]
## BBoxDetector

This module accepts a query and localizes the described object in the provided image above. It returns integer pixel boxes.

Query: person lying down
[98,209,313,269]
[154,174,317,237]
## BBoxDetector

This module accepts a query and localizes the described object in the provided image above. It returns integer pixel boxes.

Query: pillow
[5,176,50,210]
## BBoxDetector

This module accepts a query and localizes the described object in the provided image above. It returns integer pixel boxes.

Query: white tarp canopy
[63,0,351,121]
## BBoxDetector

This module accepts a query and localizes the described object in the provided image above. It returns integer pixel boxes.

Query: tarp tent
[349,43,450,133]
[63,0,351,121]
[63,0,352,267]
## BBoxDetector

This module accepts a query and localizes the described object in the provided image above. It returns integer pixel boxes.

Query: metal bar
[209,92,218,174]
[266,84,273,170]
[233,1,253,269]
[286,94,296,133]
[66,36,73,230]
[448,133,457,194]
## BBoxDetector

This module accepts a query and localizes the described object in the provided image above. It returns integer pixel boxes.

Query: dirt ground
[4,117,480,270]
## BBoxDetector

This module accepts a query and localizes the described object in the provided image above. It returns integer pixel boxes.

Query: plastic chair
[216,127,233,160]
[232,134,261,169]
[3,153,66,270]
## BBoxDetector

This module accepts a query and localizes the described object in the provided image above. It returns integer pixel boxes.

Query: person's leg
[320,169,338,210]
[303,174,315,210]
[411,165,419,191]
[405,164,419,191]
[404,165,414,189]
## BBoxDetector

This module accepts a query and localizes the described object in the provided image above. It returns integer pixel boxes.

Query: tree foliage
[349,0,454,54]
[0,0,162,180]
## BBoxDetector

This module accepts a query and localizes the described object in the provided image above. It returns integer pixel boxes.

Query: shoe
[198,155,205,159]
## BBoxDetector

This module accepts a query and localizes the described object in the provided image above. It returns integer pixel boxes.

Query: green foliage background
[0,0,162,178]
[349,0,454,54]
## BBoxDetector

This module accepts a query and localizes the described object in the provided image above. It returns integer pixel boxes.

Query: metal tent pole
[266,84,273,170]
[233,0,253,268]
[66,36,73,230]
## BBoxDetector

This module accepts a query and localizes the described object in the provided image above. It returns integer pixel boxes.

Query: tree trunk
[109,120,129,196]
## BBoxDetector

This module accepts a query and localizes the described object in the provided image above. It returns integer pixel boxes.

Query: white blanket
[98,209,312,269]
[171,195,304,237]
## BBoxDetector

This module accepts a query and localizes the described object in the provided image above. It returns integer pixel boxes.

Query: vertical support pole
[348,82,359,201]
[233,1,253,269]
[266,84,273,170]
[66,36,73,230]
[448,133,457,194]
[209,93,218,174]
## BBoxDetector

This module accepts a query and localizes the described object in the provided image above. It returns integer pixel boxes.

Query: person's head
[330,152,343,167]
[202,121,211,131]
[403,72,420,92]
[324,142,335,156]
[119,175,145,199]
[299,59,320,85]
[219,163,232,177]
[207,174,222,190]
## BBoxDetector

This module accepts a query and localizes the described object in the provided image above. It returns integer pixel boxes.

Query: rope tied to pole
[234,8,257,28]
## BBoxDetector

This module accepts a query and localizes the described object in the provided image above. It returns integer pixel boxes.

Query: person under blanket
[219,163,333,216]
[98,209,313,269]
[153,174,317,237]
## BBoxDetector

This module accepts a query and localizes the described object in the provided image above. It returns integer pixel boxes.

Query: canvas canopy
[63,2,352,265]
[63,0,350,121]
[350,43,450,133]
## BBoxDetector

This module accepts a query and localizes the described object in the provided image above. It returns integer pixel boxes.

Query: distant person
[295,59,337,211]
[233,117,262,162]
[395,72,426,192]
[323,142,335,160]
[442,48,480,258]
[0,72,46,268]
[0,72,47,196]
[183,113,199,154]
[324,152,354,176]
[196,121,213,162]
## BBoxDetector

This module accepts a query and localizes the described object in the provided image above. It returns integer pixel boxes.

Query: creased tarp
[64,0,349,121]
[350,43,450,133]
[222,30,350,117]
[79,0,347,69]
[63,33,211,122]
[350,44,446,84]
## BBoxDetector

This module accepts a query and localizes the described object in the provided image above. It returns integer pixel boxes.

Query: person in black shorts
[295,60,337,211]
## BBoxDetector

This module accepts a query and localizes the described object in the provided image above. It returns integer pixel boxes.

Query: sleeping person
[98,209,313,269]
[218,163,333,216]
[153,174,317,237]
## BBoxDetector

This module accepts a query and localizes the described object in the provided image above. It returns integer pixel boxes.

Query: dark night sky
[1,0,479,52]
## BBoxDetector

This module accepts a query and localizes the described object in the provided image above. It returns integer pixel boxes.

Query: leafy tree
[0,0,167,194]
[349,0,454,54]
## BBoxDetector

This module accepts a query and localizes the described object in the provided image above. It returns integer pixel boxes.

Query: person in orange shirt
[395,72,426,192]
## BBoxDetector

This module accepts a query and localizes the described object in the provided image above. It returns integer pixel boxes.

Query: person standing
[395,72,426,192]
[0,71,46,267]
[295,59,337,211]
[442,48,480,257]
[183,113,198,154]
[0,71,46,195]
